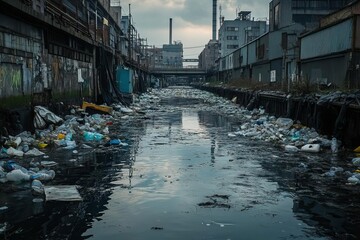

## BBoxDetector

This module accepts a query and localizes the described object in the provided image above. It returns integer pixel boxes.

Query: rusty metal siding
[301,19,353,60]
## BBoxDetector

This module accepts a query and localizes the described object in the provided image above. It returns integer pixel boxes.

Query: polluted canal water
[1,86,360,240]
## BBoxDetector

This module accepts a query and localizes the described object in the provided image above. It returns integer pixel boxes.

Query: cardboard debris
[82,101,113,114]
[44,185,82,201]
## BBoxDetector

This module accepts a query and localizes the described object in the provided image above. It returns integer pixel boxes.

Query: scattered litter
[354,146,360,153]
[82,101,113,114]
[25,148,45,157]
[347,176,360,184]
[6,147,24,157]
[301,144,320,153]
[6,169,30,182]
[44,185,82,201]
[0,206,8,211]
[323,167,344,177]
[32,179,44,194]
[352,158,360,167]
[285,145,299,152]
[40,161,58,168]
[34,106,63,129]
[30,170,55,181]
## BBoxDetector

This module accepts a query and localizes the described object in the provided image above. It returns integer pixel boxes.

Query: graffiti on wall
[48,55,93,98]
[0,63,23,97]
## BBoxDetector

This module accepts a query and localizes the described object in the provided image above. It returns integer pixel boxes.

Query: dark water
[1,89,360,240]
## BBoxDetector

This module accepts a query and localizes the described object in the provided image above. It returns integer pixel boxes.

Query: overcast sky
[113,0,270,61]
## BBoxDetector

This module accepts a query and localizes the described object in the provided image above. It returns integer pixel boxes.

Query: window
[227,36,238,40]
[274,3,280,30]
[226,27,239,31]
[256,44,265,59]
[227,45,238,49]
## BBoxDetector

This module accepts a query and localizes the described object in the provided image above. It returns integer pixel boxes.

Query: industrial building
[300,0,360,88]
[214,0,357,91]
[218,11,268,58]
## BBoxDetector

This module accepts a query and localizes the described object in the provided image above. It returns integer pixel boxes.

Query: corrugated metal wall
[301,19,353,60]
[301,54,349,87]
[247,41,257,64]
[253,63,270,83]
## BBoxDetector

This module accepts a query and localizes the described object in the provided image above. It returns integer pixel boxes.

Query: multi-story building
[147,47,163,69]
[269,0,354,32]
[218,11,267,57]
[198,40,220,73]
[162,41,183,68]
[267,0,354,86]
[217,0,356,88]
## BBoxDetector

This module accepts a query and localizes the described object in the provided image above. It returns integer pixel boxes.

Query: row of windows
[48,43,92,62]
[292,0,351,10]
[227,36,238,40]
[226,27,239,31]
[227,45,239,49]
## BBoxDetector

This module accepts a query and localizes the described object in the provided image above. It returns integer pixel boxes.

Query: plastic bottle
[109,139,121,145]
[22,144,30,153]
[65,132,73,141]
[3,161,28,174]
[31,179,44,194]
[84,131,103,141]
[0,167,7,183]
[6,169,30,182]
[331,137,338,153]
[83,131,94,141]
[6,147,24,157]
[30,170,55,181]
[94,133,103,141]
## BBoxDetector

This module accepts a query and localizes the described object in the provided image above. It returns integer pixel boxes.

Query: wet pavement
[1,86,360,239]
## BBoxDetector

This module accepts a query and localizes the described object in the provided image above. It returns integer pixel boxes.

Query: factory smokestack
[212,0,217,40]
[169,18,173,44]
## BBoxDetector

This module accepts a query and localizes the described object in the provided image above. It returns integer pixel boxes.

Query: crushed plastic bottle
[6,147,24,157]
[0,167,7,183]
[3,161,28,174]
[31,179,44,195]
[301,144,320,153]
[276,117,294,129]
[284,145,299,152]
[352,158,360,166]
[6,169,30,182]
[30,170,55,181]
[109,139,121,145]
[83,131,103,141]
[331,137,338,153]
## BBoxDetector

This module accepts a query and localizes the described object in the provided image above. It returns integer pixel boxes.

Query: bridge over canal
[149,67,207,86]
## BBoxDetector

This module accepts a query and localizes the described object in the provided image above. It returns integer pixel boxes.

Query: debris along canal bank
[195,84,360,149]
[1,86,360,239]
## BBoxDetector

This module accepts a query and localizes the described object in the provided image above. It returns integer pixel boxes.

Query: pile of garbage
[136,87,360,186]
[136,88,335,153]
[0,102,138,200]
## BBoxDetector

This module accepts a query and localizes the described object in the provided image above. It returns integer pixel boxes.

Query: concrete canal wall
[196,85,360,148]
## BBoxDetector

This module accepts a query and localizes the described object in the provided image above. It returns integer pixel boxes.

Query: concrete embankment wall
[196,85,360,148]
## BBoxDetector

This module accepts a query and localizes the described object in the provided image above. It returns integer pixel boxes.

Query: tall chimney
[169,18,173,44]
[212,0,217,40]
